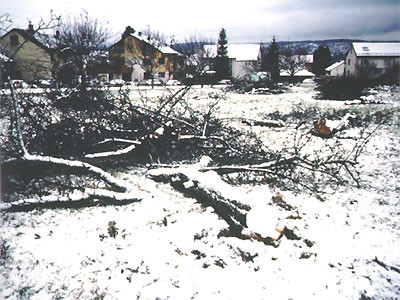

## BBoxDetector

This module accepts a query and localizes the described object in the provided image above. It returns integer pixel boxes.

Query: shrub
[315,76,369,100]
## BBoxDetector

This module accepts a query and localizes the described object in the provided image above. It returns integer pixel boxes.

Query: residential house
[279,53,315,82]
[303,54,314,71]
[204,44,262,79]
[345,42,400,78]
[109,28,183,84]
[0,24,57,82]
[325,60,345,77]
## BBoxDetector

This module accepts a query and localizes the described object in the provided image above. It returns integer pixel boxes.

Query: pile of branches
[0,84,266,203]
[0,80,382,212]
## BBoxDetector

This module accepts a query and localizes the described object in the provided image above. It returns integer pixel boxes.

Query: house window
[10,35,19,46]
[384,58,392,67]
[159,72,165,78]
[143,58,151,66]
[347,59,351,65]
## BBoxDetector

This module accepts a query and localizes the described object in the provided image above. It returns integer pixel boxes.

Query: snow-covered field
[1,83,400,299]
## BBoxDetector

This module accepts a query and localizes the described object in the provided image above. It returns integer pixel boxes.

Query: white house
[325,60,345,76]
[345,42,400,78]
[204,44,262,79]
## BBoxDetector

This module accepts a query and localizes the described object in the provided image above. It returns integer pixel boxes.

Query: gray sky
[1,0,399,43]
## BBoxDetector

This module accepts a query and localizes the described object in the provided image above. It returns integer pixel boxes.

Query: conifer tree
[215,28,230,79]
[312,45,332,75]
[265,36,280,82]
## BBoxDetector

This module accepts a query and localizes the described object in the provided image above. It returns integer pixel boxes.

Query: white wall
[231,60,256,78]
[328,62,345,76]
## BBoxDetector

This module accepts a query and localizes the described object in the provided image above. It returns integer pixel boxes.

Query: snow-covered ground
[1,83,400,299]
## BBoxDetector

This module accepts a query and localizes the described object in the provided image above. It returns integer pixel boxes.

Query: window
[143,58,151,66]
[158,57,165,64]
[159,72,165,78]
[347,59,351,65]
[384,58,392,67]
[362,46,369,51]
[10,35,19,46]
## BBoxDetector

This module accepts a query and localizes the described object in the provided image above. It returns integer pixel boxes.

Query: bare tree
[280,46,308,82]
[177,34,215,85]
[355,60,379,79]
[55,10,111,88]
[0,13,12,35]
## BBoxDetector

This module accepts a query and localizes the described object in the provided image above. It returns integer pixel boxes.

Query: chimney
[28,22,34,33]
[138,32,142,36]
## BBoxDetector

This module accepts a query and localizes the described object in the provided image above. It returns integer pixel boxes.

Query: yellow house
[109,27,183,83]
[0,25,56,82]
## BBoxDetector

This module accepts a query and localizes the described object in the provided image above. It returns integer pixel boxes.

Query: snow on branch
[23,153,131,192]
[147,156,297,245]
[147,159,250,234]
[85,144,138,159]
[0,187,140,212]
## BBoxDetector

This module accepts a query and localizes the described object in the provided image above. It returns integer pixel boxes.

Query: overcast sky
[2,0,399,43]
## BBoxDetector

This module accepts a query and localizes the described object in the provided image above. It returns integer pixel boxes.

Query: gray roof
[352,42,400,57]
[325,60,344,71]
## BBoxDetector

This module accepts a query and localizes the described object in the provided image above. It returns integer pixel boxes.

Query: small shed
[325,60,345,77]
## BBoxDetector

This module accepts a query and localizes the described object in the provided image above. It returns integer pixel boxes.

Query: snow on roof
[352,42,400,57]
[123,33,181,55]
[325,60,344,71]
[294,69,315,76]
[160,45,180,55]
[280,69,315,77]
[204,44,261,61]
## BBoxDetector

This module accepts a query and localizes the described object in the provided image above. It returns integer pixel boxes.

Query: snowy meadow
[1,82,400,299]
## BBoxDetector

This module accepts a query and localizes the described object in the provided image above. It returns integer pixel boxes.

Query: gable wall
[0,30,53,81]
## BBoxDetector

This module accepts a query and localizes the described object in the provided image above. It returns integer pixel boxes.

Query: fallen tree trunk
[147,163,250,235]
[147,162,294,246]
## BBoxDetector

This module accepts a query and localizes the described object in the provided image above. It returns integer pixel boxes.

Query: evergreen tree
[215,28,230,79]
[265,36,280,82]
[312,45,332,76]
